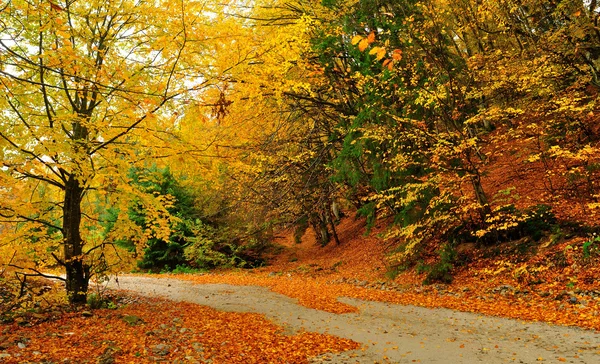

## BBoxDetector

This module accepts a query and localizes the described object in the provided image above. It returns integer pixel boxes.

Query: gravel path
[110,276,600,364]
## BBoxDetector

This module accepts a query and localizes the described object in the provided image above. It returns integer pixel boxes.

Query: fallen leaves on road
[171,270,600,330]
[158,216,600,331]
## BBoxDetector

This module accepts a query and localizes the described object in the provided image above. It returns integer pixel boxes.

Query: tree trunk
[331,200,341,221]
[63,176,89,304]
[319,220,330,246]
[329,213,340,245]
[325,202,340,245]
[470,173,492,221]
[310,213,330,247]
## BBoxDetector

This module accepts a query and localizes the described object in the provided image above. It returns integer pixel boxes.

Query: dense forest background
[1,0,600,303]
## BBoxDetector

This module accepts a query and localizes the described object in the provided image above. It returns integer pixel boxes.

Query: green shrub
[424,243,456,285]
[582,236,600,260]
[165,265,207,274]
[293,216,309,244]
[86,292,116,309]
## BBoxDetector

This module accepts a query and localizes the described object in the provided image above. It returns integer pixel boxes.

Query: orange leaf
[367,32,376,44]
[358,39,369,52]
[392,49,403,61]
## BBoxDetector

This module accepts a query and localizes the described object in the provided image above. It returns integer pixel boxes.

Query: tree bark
[63,175,89,304]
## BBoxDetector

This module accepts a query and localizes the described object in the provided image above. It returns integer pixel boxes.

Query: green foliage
[183,220,266,270]
[86,293,104,309]
[294,216,309,244]
[424,243,457,285]
[183,222,229,269]
[86,293,117,310]
[357,201,377,232]
[582,236,600,260]
[164,265,207,274]
[126,167,198,272]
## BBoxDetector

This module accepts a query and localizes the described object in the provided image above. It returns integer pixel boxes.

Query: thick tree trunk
[63,176,89,304]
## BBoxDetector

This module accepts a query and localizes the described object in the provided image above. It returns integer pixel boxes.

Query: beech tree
[0,0,213,303]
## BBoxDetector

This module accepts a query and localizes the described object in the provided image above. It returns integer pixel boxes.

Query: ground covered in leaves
[0,292,358,363]
[2,216,600,363]
[166,216,600,332]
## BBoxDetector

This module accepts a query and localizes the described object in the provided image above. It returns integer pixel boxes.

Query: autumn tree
[167,1,348,247]
[0,0,215,303]
[321,0,600,267]
[189,0,600,278]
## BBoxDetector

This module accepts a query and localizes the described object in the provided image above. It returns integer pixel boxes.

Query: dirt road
[110,276,600,364]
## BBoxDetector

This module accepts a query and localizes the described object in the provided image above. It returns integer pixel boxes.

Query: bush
[424,243,456,285]
[582,236,600,260]
[478,204,557,244]
[166,265,207,274]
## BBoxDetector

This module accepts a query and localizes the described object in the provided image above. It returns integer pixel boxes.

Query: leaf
[351,35,363,45]
[367,31,376,44]
[368,47,386,61]
[392,49,402,61]
[358,38,369,52]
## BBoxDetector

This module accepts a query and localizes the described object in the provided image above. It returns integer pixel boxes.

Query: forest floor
[2,215,600,363]
[109,275,600,364]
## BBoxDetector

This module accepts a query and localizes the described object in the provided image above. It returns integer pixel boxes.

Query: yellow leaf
[376,48,386,61]
[358,38,369,52]
[351,35,362,45]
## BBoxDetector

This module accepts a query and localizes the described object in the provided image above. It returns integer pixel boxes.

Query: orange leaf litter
[165,216,600,331]
[1,297,358,363]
